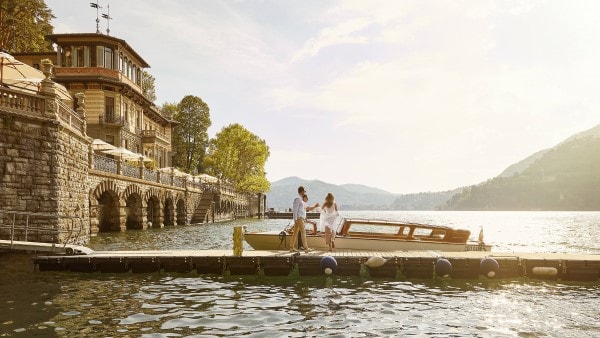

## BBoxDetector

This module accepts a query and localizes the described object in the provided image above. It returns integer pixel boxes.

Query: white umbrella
[102,147,141,160]
[91,139,117,151]
[0,52,42,82]
[159,167,189,177]
[0,52,72,101]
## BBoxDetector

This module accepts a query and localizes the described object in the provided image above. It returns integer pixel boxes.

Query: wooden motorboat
[243,218,492,252]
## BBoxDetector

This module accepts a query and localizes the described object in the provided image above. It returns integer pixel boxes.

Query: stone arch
[90,180,122,232]
[176,198,187,225]
[163,190,175,226]
[145,187,162,227]
[122,184,144,230]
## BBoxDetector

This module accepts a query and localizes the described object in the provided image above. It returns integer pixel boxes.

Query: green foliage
[0,0,54,53]
[204,123,270,193]
[142,70,157,102]
[439,136,600,210]
[170,96,211,173]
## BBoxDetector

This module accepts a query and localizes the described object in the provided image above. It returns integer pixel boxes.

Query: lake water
[1,211,599,337]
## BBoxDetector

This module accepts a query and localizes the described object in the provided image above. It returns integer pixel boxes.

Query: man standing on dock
[290,186,311,253]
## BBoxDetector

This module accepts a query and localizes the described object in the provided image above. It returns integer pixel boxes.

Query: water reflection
[1,211,600,336]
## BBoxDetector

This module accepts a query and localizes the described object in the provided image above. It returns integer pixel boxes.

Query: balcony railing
[99,114,128,128]
[141,129,170,144]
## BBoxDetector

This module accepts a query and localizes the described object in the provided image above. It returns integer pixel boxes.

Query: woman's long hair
[323,193,335,208]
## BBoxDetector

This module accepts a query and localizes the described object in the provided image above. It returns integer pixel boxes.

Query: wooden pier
[0,239,94,255]
[31,249,600,282]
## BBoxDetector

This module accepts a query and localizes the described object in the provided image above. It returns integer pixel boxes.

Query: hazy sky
[46,0,600,194]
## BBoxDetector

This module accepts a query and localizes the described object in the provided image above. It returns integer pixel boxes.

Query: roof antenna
[102,4,113,35]
[90,1,102,33]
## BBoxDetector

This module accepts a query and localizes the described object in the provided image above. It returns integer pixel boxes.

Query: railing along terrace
[57,100,84,133]
[160,174,171,185]
[122,162,139,179]
[93,154,118,174]
[90,154,225,193]
[144,168,157,182]
[173,176,186,188]
[0,87,45,114]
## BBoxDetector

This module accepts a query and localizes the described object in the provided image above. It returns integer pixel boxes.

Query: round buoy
[480,257,500,278]
[435,258,452,278]
[364,256,387,268]
[320,256,337,275]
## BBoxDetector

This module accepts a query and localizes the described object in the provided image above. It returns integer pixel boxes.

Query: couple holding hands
[291,186,339,252]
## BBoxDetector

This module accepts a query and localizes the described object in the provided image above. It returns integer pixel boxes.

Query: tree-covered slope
[440,136,600,210]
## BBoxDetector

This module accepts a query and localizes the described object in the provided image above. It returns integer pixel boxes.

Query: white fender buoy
[532,266,558,277]
[364,256,387,268]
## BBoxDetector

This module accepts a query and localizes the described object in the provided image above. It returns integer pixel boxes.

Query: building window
[104,47,113,69]
[75,46,84,67]
[105,97,115,120]
[62,46,72,67]
[96,46,114,69]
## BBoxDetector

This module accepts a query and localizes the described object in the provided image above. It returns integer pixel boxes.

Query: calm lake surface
[1,211,599,337]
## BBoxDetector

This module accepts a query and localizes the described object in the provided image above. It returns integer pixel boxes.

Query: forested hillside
[439,136,600,210]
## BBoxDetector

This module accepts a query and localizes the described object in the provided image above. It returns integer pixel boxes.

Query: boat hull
[244,231,492,252]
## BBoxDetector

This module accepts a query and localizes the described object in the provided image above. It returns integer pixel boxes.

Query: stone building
[1,33,262,246]
[14,33,174,168]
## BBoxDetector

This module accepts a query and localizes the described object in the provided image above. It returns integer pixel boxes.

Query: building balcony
[99,114,129,128]
[141,129,170,144]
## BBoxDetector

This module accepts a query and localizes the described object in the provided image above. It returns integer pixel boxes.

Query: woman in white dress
[320,193,339,251]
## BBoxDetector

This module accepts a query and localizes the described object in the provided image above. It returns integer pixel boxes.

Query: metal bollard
[233,226,243,256]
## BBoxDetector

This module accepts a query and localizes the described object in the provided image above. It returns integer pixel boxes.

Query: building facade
[15,33,173,169]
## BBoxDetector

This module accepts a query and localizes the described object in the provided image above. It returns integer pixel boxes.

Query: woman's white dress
[320,204,339,232]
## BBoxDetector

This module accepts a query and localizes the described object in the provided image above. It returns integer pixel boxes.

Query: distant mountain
[390,189,461,210]
[266,178,454,210]
[440,123,600,210]
[500,123,600,178]
[268,123,600,211]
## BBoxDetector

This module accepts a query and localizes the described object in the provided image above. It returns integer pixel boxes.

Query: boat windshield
[341,219,448,239]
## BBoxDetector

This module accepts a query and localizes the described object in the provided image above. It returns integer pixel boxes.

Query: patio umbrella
[0,52,72,101]
[102,147,141,160]
[159,167,189,177]
[0,52,44,84]
[91,139,117,151]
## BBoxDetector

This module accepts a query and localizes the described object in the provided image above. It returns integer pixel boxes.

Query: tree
[0,0,54,53]
[171,95,211,173]
[142,70,157,102]
[203,123,270,193]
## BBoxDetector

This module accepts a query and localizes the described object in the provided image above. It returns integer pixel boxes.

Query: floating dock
[0,239,94,255]
[31,249,600,282]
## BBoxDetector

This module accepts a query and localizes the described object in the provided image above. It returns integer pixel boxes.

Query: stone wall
[0,88,90,244]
